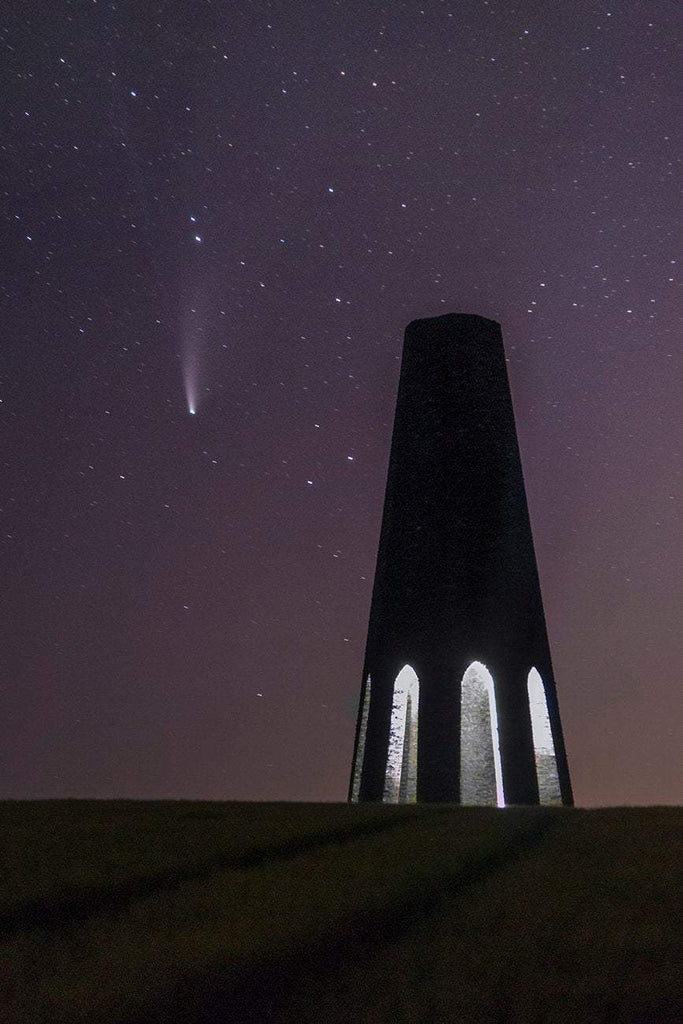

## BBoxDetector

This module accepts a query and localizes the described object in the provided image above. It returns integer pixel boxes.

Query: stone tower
[350,313,573,806]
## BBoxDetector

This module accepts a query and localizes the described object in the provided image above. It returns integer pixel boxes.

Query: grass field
[0,801,680,1023]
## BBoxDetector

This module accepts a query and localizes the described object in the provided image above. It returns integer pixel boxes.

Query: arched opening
[460,661,505,807]
[350,675,371,803]
[383,665,419,803]
[527,667,562,804]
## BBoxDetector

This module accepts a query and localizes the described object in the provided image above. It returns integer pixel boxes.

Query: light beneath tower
[527,667,562,804]
[383,665,419,803]
[460,661,505,807]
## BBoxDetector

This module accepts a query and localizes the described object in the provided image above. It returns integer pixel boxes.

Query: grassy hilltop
[1,801,680,1023]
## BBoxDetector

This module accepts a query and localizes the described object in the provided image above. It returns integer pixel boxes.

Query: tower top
[406,312,501,334]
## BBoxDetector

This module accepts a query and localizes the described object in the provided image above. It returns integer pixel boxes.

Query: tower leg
[491,656,539,805]
[415,654,460,803]
[358,660,397,802]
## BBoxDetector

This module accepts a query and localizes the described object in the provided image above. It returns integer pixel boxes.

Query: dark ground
[1,801,680,1023]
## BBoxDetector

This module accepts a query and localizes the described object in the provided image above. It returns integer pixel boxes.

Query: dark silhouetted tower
[350,314,572,806]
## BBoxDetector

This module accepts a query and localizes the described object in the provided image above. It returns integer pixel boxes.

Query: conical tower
[350,313,572,806]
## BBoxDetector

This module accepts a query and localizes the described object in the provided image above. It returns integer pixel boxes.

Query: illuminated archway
[350,675,371,803]
[527,668,562,804]
[383,665,419,803]
[460,661,505,806]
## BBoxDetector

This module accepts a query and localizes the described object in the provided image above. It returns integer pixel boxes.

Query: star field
[1,1,680,805]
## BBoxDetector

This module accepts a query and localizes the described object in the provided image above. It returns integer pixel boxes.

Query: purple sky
[2,1,680,806]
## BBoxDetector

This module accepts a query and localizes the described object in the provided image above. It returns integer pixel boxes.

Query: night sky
[3,1,680,806]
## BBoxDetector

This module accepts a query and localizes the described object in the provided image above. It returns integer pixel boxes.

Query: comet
[184,373,198,416]
[181,301,204,416]
[183,364,199,416]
